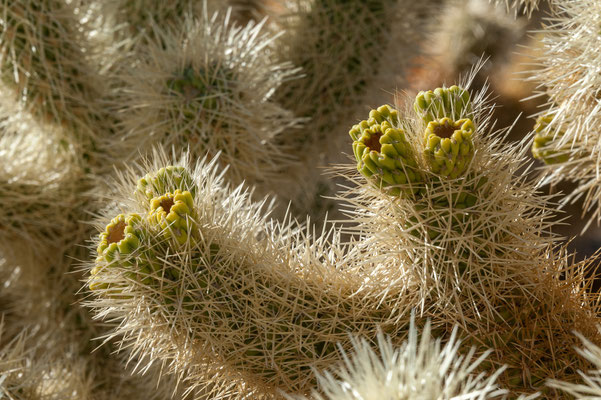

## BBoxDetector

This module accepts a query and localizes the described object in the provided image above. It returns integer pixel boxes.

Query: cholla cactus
[290,317,508,400]
[527,0,601,229]
[110,9,301,192]
[345,81,601,396]
[84,149,421,398]
[85,83,601,399]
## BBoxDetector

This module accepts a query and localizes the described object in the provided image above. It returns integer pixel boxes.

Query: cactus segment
[423,118,475,178]
[136,166,196,201]
[148,190,197,245]
[350,105,421,197]
[531,114,570,165]
[414,85,473,124]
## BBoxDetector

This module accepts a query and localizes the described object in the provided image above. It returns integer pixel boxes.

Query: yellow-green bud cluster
[95,214,143,265]
[350,105,421,197]
[91,166,199,292]
[531,114,569,165]
[414,85,472,124]
[137,166,195,201]
[91,213,148,291]
[424,118,474,178]
[148,189,197,246]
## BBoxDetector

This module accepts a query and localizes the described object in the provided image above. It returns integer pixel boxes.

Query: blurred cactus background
[3,0,601,399]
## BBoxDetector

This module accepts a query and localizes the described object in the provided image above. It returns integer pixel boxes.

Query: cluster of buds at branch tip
[531,114,570,165]
[350,105,422,197]
[136,166,196,201]
[414,85,473,124]
[91,166,199,292]
[424,117,474,178]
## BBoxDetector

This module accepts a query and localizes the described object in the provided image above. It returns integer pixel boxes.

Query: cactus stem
[107,221,126,244]
[365,131,383,152]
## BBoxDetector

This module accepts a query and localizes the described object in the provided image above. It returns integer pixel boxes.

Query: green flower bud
[414,85,473,124]
[91,213,147,293]
[423,118,475,178]
[95,214,144,265]
[531,114,570,165]
[148,189,197,245]
[350,105,422,197]
[136,166,196,201]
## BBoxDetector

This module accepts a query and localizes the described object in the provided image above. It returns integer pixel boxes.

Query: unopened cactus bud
[414,85,473,124]
[148,189,197,245]
[95,214,144,265]
[91,213,149,292]
[350,105,421,197]
[531,114,570,165]
[423,117,475,178]
[136,166,196,201]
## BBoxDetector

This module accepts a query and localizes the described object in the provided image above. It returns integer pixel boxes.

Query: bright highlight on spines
[290,317,508,400]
